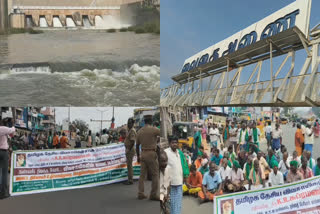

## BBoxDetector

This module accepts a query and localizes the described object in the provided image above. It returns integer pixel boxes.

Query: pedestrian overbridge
[161,0,320,107]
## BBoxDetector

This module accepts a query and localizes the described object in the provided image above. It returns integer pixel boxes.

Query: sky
[160,0,320,88]
[54,107,139,133]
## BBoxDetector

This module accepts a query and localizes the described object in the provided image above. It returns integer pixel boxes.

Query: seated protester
[313,157,320,176]
[184,150,192,166]
[289,151,301,167]
[298,156,313,179]
[266,149,277,169]
[275,145,287,162]
[278,151,290,181]
[211,149,223,166]
[221,151,233,168]
[226,160,245,192]
[249,159,266,190]
[248,146,257,159]
[243,156,254,184]
[305,151,315,170]
[219,158,232,181]
[160,151,170,213]
[198,146,205,157]
[227,145,237,164]
[287,160,303,183]
[257,151,271,178]
[198,158,209,176]
[183,164,202,196]
[198,162,223,203]
[268,160,284,187]
[194,155,202,170]
[237,150,247,169]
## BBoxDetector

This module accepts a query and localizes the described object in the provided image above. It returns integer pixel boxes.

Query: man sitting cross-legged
[198,162,223,204]
[183,164,202,196]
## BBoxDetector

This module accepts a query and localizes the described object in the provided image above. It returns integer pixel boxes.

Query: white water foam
[83,17,92,28]
[53,17,63,28]
[94,15,130,29]
[39,17,48,28]
[66,17,76,27]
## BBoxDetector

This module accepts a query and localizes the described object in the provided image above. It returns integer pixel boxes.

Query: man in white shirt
[306,151,316,170]
[265,121,272,149]
[304,124,314,155]
[278,151,290,181]
[165,136,183,214]
[209,123,220,149]
[237,123,248,153]
[101,129,109,145]
[0,123,16,199]
[268,160,284,186]
[219,158,231,181]
[272,123,282,151]
[160,151,170,213]
[229,122,238,153]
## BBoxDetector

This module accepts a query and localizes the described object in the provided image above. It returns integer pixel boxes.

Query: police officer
[124,118,136,185]
[136,115,160,200]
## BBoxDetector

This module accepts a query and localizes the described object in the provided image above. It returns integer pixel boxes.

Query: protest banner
[214,176,320,214]
[10,143,140,196]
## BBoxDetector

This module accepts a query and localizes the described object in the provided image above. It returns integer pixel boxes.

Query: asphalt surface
[1,140,159,214]
[0,181,158,214]
[182,122,320,213]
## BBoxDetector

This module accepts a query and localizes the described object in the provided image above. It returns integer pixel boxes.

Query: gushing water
[53,17,63,27]
[83,17,91,28]
[66,17,76,27]
[94,15,130,29]
[39,17,48,27]
[26,17,33,27]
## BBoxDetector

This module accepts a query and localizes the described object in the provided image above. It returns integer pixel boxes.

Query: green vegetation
[124,20,160,35]
[107,28,116,33]
[119,27,128,32]
[0,28,43,35]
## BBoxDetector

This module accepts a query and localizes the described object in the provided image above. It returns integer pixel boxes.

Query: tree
[69,119,89,136]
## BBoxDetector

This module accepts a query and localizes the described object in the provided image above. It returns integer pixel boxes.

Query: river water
[0,30,160,106]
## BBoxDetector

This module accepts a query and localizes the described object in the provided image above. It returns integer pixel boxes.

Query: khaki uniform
[136,125,160,198]
[125,127,136,182]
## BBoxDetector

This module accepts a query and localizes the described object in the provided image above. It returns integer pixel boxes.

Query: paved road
[182,122,320,214]
[0,181,158,214]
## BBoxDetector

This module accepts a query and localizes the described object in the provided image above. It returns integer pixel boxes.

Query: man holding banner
[124,118,136,185]
[0,123,15,199]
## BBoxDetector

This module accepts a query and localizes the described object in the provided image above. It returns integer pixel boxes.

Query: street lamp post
[93,109,109,142]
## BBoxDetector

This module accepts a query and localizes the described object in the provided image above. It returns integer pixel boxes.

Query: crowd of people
[160,118,320,214]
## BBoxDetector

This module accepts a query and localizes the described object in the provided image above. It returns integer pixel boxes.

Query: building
[40,107,55,132]
[133,107,159,128]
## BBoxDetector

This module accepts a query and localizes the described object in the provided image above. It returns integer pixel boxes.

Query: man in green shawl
[238,122,249,153]
[313,157,320,176]
[249,159,266,190]
[249,122,260,153]
[266,149,277,169]
[243,156,253,184]
[192,126,202,162]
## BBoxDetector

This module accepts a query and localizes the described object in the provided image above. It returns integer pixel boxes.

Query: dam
[8,0,143,28]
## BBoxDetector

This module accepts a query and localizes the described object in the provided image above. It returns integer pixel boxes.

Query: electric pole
[92,109,109,142]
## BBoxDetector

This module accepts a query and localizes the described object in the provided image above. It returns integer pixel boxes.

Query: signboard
[62,118,69,131]
[181,0,312,73]
[10,144,140,196]
[214,176,320,214]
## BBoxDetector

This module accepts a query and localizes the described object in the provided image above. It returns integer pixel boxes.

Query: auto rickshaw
[280,118,288,124]
[172,122,198,149]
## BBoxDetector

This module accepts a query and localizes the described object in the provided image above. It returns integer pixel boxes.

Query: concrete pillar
[0,0,9,30]
[59,15,66,26]
[33,15,39,27]
[88,15,95,26]
[45,15,52,27]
